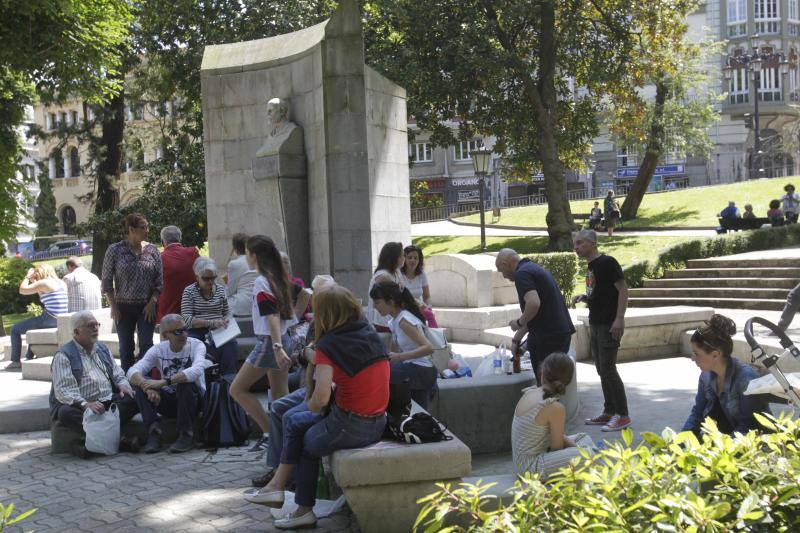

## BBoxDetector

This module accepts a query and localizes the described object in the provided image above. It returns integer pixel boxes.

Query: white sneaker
[275,510,317,529]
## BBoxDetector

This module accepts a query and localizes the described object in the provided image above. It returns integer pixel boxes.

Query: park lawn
[413,234,692,289]
[456,176,797,228]
[2,312,32,332]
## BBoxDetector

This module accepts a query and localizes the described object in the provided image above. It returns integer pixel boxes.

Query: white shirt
[400,271,429,302]
[63,266,103,312]
[127,337,207,395]
[366,269,401,329]
[782,192,800,214]
[251,275,298,337]
[226,255,258,317]
[390,310,432,368]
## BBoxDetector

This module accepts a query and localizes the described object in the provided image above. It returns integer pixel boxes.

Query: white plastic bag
[83,403,120,455]
[744,372,800,399]
[473,350,500,378]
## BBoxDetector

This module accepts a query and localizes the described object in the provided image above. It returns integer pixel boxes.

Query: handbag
[83,403,121,455]
[417,324,452,373]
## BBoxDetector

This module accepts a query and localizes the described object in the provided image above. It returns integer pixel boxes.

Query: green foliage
[411,180,444,209]
[0,258,35,315]
[524,252,578,301]
[624,224,800,287]
[0,502,36,532]
[26,302,43,317]
[34,173,59,236]
[416,415,800,532]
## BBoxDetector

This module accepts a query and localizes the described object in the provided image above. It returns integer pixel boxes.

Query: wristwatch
[80,400,88,410]
[273,342,283,351]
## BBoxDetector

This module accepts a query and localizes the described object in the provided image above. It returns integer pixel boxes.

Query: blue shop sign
[616,164,684,178]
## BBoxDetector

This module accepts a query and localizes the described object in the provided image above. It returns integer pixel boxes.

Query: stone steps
[643,277,799,289]
[686,257,800,269]
[629,287,790,299]
[630,297,785,311]
[664,267,800,279]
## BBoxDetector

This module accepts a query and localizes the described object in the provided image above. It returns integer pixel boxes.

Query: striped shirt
[40,287,69,316]
[52,343,129,405]
[64,267,103,312]
[101,240,163,305]
[180,282,229,328]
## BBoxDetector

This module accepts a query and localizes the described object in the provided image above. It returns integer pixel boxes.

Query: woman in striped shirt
[182,257,238,376]
[7,264,68,370]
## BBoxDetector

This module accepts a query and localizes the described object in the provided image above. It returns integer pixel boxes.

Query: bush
[625,224,800,287]
[524,252,578,301]
[0,258,35,315]
[416,415,800,532]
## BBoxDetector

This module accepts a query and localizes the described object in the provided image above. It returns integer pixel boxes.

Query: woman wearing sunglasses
[181,257,238,376]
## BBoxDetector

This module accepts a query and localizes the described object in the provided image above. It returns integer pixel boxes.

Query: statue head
[266,97,290,131]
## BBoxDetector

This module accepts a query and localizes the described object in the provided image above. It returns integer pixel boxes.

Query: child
[742,204,756,219]
[767,199,784,226]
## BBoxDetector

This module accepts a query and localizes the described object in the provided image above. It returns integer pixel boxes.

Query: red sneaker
[601,415,632,432]
[585,413,612,425]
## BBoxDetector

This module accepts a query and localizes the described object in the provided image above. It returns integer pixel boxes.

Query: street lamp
[722,35,790,180]
[471,147,492,252]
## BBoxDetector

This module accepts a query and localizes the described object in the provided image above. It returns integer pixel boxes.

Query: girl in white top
[365,242,405,331]
[399,245,438,327]
[512,352,594,480]
[230,235,297,452]
[370,281,436,408]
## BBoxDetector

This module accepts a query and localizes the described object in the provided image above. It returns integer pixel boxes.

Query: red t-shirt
[157,244,200,323]
[315,348,389,416]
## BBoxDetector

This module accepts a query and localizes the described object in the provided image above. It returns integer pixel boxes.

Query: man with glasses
[156,225,199,324]
[127,314,207,453]
[50,310,139,457]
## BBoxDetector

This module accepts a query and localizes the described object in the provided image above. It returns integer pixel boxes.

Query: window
[755,0,780,34]
[69,147,80,177]
[49,113,57,130]
[616,147,638,168]
[60,112,67,126]
[758,66,782,101]
[454,139,483,161]
[410,142,433,162]
[727,0,747,37]
[71,110,79,125]
[729,66,749,104]
[52,150,65,179]
[130,105,144,121]
[663,148,686,165]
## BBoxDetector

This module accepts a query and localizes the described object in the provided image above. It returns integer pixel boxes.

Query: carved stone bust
[253,97,306,180]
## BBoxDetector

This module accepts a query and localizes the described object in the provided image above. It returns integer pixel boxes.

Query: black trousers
[134,383,201,434]
[54,394,139,431]
[525,333,571,386]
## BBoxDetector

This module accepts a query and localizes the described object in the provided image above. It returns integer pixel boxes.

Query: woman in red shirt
[252,285,389,529]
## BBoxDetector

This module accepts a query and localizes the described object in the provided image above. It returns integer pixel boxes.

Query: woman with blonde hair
[7,264,68,370]
[248,285,389,529]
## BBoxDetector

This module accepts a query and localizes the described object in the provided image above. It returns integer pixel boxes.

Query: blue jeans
[134,383,201,434]
[294,405,386,507]
[117,302,156,372]
[10,313,57,362]
[266,388,310,469]
[187,328,238,376]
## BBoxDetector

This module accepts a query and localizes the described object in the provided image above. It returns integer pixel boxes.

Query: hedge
[416,414,800,531]
[0,258,35,315]
[625,224,800,288]
[524,252,578,301]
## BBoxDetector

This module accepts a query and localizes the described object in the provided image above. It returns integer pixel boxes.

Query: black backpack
[201,374,250,448]
[396,412,452,444]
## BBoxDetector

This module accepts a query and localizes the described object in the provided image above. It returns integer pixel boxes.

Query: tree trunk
[535,0,574,251]
[620,78,667,220]
[91,91,125,276]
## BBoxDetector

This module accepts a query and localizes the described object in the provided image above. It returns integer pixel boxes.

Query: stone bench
[329,403,472,533]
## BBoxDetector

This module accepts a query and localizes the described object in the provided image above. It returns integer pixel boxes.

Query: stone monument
[200,0,410,294]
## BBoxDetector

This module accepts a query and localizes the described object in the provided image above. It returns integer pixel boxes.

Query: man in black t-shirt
[495,248,575,384]
[572,230,631,432]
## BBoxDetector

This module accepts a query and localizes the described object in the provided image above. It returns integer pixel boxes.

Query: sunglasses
[201,275,217,281]
[168,327,187,336]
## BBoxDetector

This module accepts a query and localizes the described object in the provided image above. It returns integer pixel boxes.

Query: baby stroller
[743,317,800,409]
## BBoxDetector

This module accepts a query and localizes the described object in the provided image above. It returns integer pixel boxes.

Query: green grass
[456,176,797,228]
[413,234,692,288]
[2,312,33,332]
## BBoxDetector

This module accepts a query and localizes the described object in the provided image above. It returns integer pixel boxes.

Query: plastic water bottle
[493,346,503,375]
[502,343,512,374]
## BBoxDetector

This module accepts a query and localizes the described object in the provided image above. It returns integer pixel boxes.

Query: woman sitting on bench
[248,285,390,529]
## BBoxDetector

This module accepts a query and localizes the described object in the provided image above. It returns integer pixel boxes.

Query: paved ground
[411,220,716,237]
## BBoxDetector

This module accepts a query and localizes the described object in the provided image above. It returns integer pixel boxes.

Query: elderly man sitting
[50,310,139,458]
[127,313,207,454]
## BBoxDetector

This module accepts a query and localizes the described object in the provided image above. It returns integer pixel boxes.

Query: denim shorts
[246,333,293,370]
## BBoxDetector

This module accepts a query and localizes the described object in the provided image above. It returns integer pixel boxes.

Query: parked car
[31,239,92,261]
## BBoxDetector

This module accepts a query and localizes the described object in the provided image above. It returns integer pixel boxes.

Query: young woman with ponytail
[511,352,595,480]
[682,314,769,436]
[369,281,436,408]
[230,235,298,452]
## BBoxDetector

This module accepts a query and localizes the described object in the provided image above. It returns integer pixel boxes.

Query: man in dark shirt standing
[495,248,575,385]
[571,229,631,432]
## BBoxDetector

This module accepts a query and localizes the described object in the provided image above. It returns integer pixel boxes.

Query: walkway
[411,220,716,238]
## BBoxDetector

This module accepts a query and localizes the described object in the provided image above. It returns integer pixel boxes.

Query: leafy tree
[610,0,721,219]
[410,180,444,209]
[0,0,132,247]
[34,172,59,236]
[365,0,699,250]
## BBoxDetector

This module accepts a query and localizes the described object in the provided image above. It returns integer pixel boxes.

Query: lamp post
[471,147,492,252]
[722,34,790,180]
